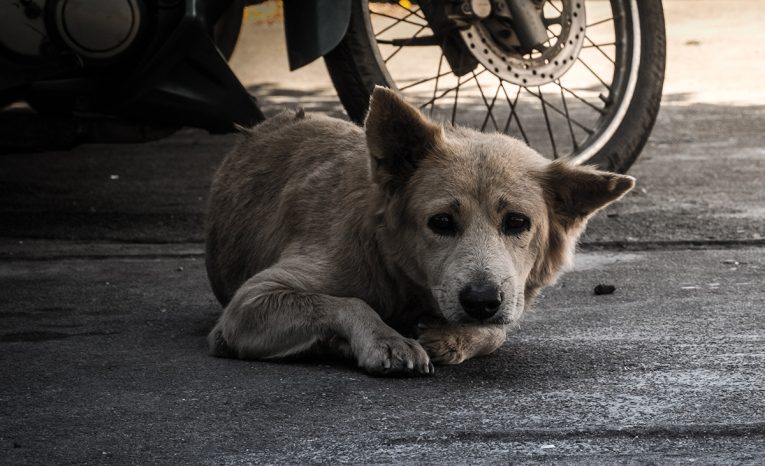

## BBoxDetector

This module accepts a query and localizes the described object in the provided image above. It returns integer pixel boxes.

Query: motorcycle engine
[0,0,260,135]
[0,0,143,60]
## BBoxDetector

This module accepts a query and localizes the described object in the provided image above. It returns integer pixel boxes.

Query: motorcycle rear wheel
[324,0,665,173]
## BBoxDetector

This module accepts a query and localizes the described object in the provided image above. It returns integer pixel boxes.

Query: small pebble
[594,284,616,295]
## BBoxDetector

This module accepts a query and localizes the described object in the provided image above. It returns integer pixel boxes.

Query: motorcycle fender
[283,0,352,70]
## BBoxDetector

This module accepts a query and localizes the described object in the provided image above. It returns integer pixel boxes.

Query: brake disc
[458,0,586,86]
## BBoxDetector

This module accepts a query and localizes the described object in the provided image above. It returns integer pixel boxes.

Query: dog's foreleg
[418,324,507,365]
[207,265,433,375]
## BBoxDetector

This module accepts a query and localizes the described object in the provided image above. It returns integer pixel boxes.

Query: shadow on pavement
[0,96,762,246]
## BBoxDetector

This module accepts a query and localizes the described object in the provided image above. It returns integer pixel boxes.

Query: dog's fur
[205,87,634,375]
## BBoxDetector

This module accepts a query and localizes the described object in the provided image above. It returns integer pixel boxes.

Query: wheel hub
[458,0,586,86]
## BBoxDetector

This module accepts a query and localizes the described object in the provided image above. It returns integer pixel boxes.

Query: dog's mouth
[454,312,512,326]
[424,310,510,330]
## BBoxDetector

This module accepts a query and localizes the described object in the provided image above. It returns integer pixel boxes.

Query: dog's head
[365,87,634,325]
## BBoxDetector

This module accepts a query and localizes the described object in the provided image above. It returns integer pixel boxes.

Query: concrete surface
[1,248,763,464]
[1,0,764,463]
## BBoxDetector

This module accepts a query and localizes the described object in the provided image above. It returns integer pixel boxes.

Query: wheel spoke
[399,70,451,92]
[576,56,611,91]
[395,2,426,21]
[371,10,428,35]
[546,2,562,14]
[480,80,503,132]
[583,35,615,64]
[500,83,529,144]
[430,52,445,117]
[472,70,499,131]
[418,69,489,109]
[555,81,606,114]
[536,86,558,158]
[523,87,594,135]
[587,17,614,28]
[384,25,428,63]
[582,41,616,49]
[558,80,578,151]
[451,75,461,125]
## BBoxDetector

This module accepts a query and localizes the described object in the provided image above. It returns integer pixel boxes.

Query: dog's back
[205,111,372,305]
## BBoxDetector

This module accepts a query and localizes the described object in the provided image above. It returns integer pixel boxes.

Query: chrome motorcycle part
[458,0,586,86]
[461,0,492,19]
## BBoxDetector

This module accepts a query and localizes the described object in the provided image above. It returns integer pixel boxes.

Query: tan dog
[205,87,634,376]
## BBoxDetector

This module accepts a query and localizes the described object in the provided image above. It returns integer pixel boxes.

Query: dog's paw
[207,327,238,359]
[418,328,468,365]
[418,324,506,365]
[357,335,433,376]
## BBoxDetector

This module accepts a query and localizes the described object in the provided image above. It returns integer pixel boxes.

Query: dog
[204,86,634,376]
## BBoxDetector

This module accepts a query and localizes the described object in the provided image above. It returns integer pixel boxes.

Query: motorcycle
[0,0,665,173]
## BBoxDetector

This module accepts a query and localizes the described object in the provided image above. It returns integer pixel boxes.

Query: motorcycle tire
[324,0,665,173]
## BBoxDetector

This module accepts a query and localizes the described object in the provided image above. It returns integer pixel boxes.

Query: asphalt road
[1,1,764,464]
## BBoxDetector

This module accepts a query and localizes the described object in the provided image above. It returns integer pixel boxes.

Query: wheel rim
[365,0,638,164]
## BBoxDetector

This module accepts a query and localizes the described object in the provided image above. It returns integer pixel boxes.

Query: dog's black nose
[459,282,503,320]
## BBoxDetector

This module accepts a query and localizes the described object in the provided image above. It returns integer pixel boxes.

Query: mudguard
[284,0,352,70]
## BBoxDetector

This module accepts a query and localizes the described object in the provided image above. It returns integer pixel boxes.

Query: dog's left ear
[365,86,443,191]
[543,160,635,229]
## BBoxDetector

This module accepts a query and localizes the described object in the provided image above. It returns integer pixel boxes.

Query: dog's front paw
[357,335,433,376]
[207,325,238,359]
[418,328,468,365]
[418,324,506,365]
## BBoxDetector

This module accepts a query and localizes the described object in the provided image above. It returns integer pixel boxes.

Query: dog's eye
[502,213,530,236]
[428,213,458,236]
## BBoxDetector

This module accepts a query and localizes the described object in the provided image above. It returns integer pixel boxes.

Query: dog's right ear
[365,86,443,192]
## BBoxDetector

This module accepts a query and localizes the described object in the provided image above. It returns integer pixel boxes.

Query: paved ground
[1,1,764,463]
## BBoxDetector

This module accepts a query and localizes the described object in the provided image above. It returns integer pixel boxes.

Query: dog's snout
[459,282,503,320]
